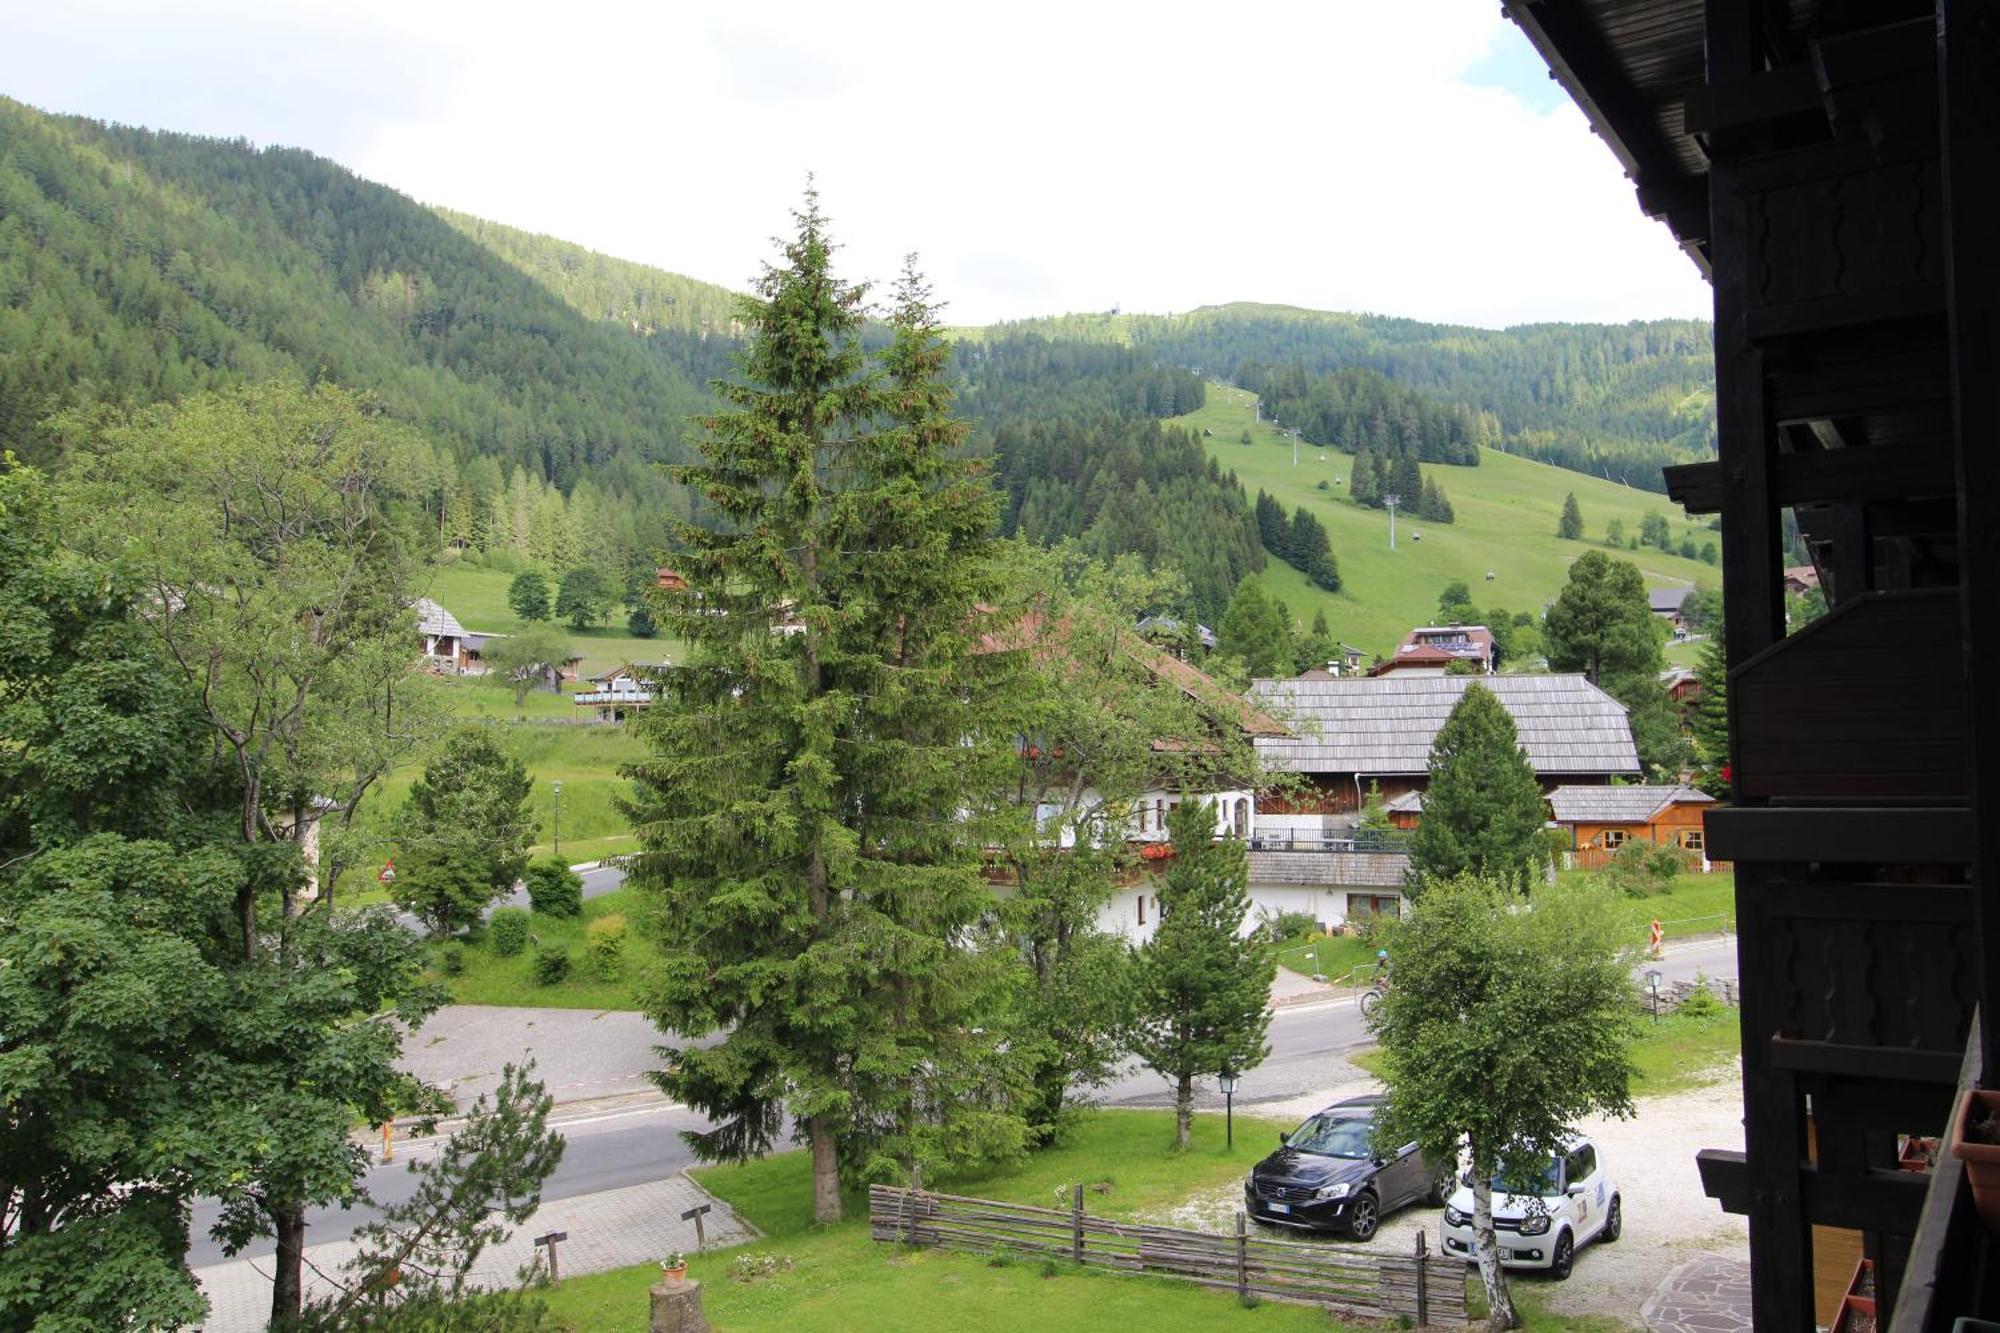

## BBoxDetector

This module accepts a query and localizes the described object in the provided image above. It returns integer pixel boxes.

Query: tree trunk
[1471,1173,1520,1330]
[269,1202,308,1326]
[809,1116,842,1223]
[1174,1072,1194,1149]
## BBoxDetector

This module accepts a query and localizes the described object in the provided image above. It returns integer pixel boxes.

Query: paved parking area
[399,1005,662,1110]
[1642,1253,1753,1333]
[193,1172,749,1331]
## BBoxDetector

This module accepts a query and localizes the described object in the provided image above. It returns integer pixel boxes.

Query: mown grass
[1349,1000,1740,1097]
[329,720,648,902]
[1565,868,1737,945]
[442,885,656,1009]
[1174,384,1720,658]
[425,561,684,675]
[540,1110,1377,1333]
[1271,930,1380,983]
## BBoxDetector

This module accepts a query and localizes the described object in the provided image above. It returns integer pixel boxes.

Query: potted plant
[1830,1258,1874,1333]
[1948,1088,2000,1230]
[659,1250,688,1283]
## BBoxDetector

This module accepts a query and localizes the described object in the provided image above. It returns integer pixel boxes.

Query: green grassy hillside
[424,562,681,676]
[1174,383,1718,657]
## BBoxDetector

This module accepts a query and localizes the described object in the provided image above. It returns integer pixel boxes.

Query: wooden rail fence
[867,1184,1467,1324]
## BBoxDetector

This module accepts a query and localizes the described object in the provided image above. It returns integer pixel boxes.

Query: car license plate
[1267,1202,1291,1215]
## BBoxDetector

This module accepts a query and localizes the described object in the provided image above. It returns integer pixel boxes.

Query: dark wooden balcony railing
[1891,1011,1994,1333]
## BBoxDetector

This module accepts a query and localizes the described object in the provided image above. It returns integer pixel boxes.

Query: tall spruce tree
[1558,492,1584,540]
[1406,684,1548,893]
[625,202,1020,1222]
[1127,800,1274,1149]
[1691,634,1730,796]
[1218,575,1293,677]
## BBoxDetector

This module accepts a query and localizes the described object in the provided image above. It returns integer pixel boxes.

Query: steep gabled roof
[413,598,466,639]
[1547,783,1713,825]
[1649,586,1694,614]
[1248,674,1639,777]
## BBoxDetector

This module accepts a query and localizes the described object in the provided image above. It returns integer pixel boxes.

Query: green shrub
[1607,840,1691,897]
[532,945,572,986]
[1262,909,1319,942]
[1679,978,1724,1019]
[526,859,584,918]
[585,913,627,979]
[437,942,467,976]
[489,907,530,957]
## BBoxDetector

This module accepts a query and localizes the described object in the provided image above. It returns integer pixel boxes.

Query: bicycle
[1358,977,1392,1019]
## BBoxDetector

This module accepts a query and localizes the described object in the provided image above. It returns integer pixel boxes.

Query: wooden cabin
[1506,1,1998,1326]
[1548,784,1718,870]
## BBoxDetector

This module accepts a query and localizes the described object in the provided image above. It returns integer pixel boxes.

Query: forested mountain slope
[991,303,1716,492]
[0,97,715,512]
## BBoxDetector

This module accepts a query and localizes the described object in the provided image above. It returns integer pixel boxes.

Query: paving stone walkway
[192,1173,750,1332]
[1640,1252,1754,1333]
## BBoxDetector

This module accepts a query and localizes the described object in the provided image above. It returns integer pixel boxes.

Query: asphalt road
[186,928,1740,1267]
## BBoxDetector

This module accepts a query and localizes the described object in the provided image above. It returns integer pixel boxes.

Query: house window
[1681,829,1705,852]
[1137,895,1146,926]
[1602,829,1628,849]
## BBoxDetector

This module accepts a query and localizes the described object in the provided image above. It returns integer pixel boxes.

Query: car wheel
[1427,1166,1456,1206]
[1549,1230,1574,1280]
[1346,1192,1380,1241]
[1602,1195,1621,1243]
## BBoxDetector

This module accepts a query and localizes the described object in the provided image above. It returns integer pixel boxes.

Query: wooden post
[1071,1183,1084,1263]
[533,1231,567,1284]
[1234,1211,1248,1300]
[1414,1229,1428,1326]
[679,1203,711,1251]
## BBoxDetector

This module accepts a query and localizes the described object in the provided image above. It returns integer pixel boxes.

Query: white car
[1438,1136,1620,1280]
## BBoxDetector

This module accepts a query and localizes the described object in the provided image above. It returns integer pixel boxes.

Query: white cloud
[2,0,1713,328]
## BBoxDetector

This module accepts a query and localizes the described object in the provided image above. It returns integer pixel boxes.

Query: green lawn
[1272,930,1379,983]
[1562,869,1737,945]
[1351,1004,1740,1098]
[442,885,656,1008]
[424,561,685,675]
[328,720,648,903]
[1173,385,1720,659]
[540,1110,1378,1333]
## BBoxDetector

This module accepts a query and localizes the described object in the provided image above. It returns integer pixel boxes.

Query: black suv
[1243,1095,1450,1240]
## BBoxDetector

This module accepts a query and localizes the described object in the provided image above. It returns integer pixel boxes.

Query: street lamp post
[1219,1070,1239,1150]
[552,780,563,859]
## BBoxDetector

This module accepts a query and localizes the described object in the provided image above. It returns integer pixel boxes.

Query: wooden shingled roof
[1248,674,1640,777]
[1547,783,1713,824]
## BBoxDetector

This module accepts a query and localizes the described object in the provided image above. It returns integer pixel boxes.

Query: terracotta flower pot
[1948,1089,2000,1232]
[660,1263,688,1284]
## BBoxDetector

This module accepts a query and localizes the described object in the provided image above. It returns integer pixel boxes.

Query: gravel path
[1137,1062,1750,1329]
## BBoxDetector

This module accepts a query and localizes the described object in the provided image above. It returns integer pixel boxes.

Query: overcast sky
[2,0,1712,329]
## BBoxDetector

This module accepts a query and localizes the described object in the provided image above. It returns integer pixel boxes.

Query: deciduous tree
[555,566,613,630]
[481,624,575,709]
[508,570,552,621]
[1369,875,1635,1330]
[392,731,536,935]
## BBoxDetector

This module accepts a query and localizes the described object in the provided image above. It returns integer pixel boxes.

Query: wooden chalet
[1548,783,1718,870]
[1369,624,1498,676]
[1246,673,1640,828]
[1507,0,1997,1325]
